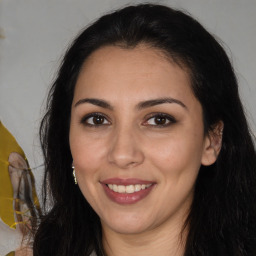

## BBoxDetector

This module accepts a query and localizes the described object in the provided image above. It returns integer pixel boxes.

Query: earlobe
[201,121,224,166]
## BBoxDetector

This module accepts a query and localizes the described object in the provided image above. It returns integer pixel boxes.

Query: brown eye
[144,114,176,127]
[93,115,105,125]
[82,113,110,126]
[154,116,168,125]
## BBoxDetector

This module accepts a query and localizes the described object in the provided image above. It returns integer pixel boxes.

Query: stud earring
[72,165,77,184]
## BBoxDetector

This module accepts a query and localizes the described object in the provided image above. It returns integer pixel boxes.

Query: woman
[34,4,256,256]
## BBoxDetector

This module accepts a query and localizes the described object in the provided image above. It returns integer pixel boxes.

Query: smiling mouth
[107,184,152,194]
[101,178,155,204]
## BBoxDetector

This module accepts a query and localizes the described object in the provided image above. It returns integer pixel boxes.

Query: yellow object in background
[0,121,41,255]
[6,252,15,256]
[0,121,26,228]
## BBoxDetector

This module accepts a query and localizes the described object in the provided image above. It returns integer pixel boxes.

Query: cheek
[69,131,108,177]
[69,134,107,207]
[147,133,204,179]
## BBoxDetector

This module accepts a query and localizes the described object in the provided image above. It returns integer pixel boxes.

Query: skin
[69,44,222,256]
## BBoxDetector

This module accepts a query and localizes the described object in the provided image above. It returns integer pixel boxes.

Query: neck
[102,216,188,256]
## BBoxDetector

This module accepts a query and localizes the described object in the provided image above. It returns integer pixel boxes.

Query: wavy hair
[34,4,256,255]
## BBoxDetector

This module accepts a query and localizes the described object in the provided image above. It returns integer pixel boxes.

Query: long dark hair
[34,4,256,255]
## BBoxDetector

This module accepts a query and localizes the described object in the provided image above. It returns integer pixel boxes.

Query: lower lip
[102,184,155,205]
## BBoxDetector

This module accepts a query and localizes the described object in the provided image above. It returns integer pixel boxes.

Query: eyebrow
[136,97,187,110]
[74,97,187,110]
[74,98,113,110]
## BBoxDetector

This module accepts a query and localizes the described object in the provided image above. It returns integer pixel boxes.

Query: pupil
[155,116,166,125]
[93,116,104,124]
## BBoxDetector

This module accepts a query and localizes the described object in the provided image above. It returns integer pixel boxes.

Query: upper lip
[101,178,155,185]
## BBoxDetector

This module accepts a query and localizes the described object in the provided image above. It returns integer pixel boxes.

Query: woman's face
[69,45,216,235]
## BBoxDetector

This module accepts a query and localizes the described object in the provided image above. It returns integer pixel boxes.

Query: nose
[107,126,145,169]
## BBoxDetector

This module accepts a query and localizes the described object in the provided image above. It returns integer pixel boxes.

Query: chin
[109,222,149,235]
[101,212,153,235]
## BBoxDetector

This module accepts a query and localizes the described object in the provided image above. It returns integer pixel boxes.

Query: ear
[201,121,224,166]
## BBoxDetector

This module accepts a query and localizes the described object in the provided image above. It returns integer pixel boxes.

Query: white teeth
[126,185,135,193]
[113,184,118,192]
[135,184,141,192]
[107,184,152,193]
[118,185,126,193]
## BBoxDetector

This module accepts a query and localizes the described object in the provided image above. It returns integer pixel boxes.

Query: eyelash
[143,113,177,127]
[80,113,111,127]
[80,112,176,128]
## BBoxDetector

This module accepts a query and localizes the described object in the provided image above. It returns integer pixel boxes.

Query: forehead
[74,44,194,104]
[81,44,186,76]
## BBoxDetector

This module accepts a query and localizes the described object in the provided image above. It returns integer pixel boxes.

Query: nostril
[107,130,145,168]
[107,150,144,169]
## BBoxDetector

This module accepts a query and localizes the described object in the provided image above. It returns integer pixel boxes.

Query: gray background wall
[0,0,255,253]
